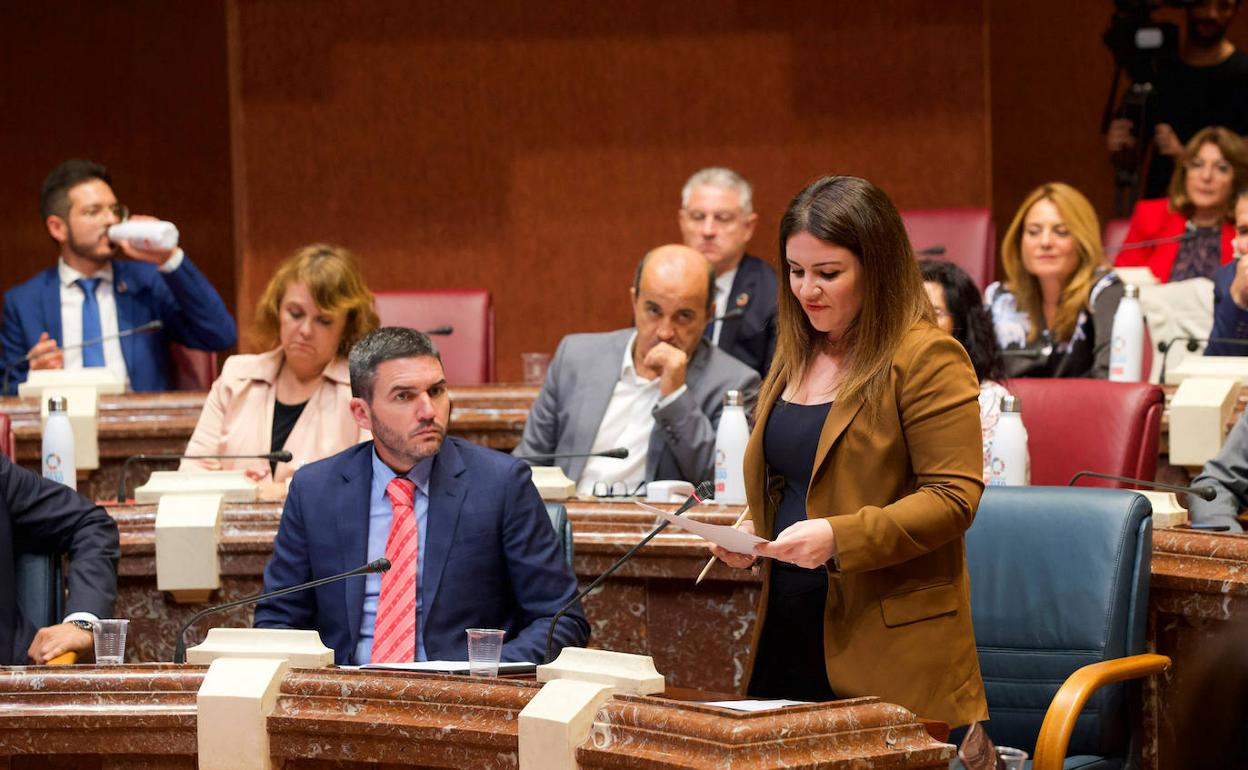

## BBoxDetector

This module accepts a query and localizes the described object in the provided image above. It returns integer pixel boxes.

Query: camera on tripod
[1102,0,1200,215]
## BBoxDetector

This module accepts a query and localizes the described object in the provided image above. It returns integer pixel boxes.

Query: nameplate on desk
[361,660,537,675]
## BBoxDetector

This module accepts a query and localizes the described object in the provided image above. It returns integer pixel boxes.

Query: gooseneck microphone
[1068,470,1216,502]
[1108,229,1199,257]
[917,245,946,257]
[422,326,454,336]
[1156,336,1248,385]
[514,447,629,463]
[0,320,164,393]
[173,558,390,663]
[711,308,744,323]
[117,450,295,503]
[542,480,714,664]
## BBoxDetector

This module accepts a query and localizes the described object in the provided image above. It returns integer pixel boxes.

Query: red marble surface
[1145,528,1248,770]
[0,665,954,768]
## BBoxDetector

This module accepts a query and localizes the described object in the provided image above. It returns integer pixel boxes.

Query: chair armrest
[46,651,77,665]
[1032,653,1171,770]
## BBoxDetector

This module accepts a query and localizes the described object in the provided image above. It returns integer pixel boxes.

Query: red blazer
[1116,198,1235,283]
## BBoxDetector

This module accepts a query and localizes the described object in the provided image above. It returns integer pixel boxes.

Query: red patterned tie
[370,477,418,663]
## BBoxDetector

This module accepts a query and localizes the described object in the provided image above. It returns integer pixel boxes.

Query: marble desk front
[0,664,954,769]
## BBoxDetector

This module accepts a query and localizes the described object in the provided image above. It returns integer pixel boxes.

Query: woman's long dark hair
[920,260,1005,384]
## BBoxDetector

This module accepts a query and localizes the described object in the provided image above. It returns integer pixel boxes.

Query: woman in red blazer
[1117,126,1246,283]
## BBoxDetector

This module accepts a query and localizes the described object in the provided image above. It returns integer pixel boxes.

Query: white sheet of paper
[701,699,809,711]
[635,501,768,555]
[361,660,536,674]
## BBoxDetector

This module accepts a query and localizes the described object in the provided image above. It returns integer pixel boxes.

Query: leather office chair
[1006,379,1163,487]
[901,208,996,288]
[966,487,1169,770]
[373,290,495,385]
[1102,218,1131,259]
[544,502,573,571]
[168,343,217,391]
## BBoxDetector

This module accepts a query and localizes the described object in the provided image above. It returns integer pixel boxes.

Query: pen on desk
[695,507,751,585]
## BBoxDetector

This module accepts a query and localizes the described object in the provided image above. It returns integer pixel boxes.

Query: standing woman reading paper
[707,176,987,727]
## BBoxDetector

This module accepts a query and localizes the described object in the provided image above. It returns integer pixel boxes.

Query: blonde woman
[987,183,1124,378]
[182,244,379,482]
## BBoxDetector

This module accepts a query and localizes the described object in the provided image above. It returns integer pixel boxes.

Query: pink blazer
[181,348,368,482]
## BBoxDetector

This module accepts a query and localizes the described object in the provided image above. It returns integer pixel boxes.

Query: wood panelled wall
[3,1,1246,381]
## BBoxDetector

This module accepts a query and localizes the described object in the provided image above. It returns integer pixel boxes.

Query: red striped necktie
[370,477,418,663]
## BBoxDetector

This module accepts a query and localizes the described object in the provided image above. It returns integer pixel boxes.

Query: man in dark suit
[0,454,119,664]
[254,327,587,665]
[1207,187,1248,356]
[678,167,778,377]
[514,245,759,495]
[1,159,236,394]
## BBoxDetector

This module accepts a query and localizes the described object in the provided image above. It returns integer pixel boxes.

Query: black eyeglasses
[591,480,648,499]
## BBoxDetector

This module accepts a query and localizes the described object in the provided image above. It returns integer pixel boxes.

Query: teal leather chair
[964,487,1169,770]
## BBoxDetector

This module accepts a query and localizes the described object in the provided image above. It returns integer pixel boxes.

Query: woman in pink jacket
[181,244,379,482]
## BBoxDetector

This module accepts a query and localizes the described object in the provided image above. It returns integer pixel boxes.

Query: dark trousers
[747,564,837,702]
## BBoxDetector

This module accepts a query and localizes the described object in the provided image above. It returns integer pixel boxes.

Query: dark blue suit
[1,256,236,394]
[714,254,778,377]
[254,437,589,664]
[0,455,119,664]
[1207,260,1248,356]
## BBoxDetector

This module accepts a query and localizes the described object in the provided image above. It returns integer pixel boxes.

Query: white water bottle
[42,396,77,491]
[713,390,749,504]
[988,395,1029,486]
[1109,284,1144,382]
[108,219,179,251]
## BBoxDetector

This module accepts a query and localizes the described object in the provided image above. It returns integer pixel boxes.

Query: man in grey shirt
[1189,409,1248,531]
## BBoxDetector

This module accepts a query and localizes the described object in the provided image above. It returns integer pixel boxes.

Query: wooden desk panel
[1,383,1237,498]
[0,665,953,768]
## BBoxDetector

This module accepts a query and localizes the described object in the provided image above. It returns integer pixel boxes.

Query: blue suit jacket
[254,437,589,665]
[716,254,778,377]
[1208,260,1248,356]
[1,256,236,394]
[0,455,119,664]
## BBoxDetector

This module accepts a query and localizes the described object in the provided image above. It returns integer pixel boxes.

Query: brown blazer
[180,348,369,483]
[744,323,988,727]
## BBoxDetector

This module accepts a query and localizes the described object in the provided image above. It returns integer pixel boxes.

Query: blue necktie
[76,277,105,367]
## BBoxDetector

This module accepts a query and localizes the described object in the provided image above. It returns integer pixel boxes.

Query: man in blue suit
[254,327,588,665]
[1,159,236,394]
[1207,187,1248,356]
[678,167,778,377]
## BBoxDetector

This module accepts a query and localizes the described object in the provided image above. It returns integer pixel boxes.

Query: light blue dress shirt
[354,450,434,664]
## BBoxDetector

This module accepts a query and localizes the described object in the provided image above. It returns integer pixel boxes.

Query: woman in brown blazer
[708,176,988,728]
[181,244,379,483]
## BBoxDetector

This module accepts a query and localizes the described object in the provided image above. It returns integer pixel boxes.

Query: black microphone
[514,447,629,463]
[711,308,744,323]
[117,450,295,503]
[917,245,946,256]
[1069,470,1216,502]
[1000,348,1048,359]
[0,320,165,393]
[1156,336,1248,385]
[173,558,390,663]
[1109,229,1199,257]
[422,326,453,336]
[542,480,714,664]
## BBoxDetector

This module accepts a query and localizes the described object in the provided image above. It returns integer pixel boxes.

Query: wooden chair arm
[46,651,77,665]
[1032,653,1170,770]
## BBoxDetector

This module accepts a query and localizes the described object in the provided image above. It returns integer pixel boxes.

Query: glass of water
[92,619,129,664]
